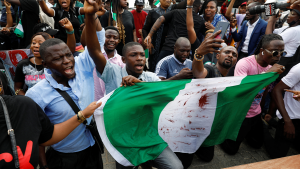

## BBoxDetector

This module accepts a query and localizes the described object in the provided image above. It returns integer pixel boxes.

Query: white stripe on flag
[158,76,245,153]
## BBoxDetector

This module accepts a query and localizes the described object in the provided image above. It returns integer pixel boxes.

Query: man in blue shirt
[155,37,193,80]
[84,1,183,169]
[25,1,105,168]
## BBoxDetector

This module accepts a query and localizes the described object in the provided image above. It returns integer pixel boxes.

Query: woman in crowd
[39,0,83,45]
[199,0,228,32]
[100,0,137,55]
[142,0,187,72]
[14,18,75,95]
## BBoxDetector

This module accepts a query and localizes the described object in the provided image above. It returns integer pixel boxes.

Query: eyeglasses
[264,49,287,57]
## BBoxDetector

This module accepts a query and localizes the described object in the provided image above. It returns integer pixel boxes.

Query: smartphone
[233,9,236,16]
[213,21,230,49]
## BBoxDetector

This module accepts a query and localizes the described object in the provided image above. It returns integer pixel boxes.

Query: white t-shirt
[273,25,300,57]
[276,63,300,119]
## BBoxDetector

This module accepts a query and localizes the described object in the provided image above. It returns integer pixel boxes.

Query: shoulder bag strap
[0,96,19,168]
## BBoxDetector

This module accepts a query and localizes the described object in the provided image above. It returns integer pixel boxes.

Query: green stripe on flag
[103,79,192,166]
[202,72,279,147]
[14,19,24,38]
[154,0,160,6]
[145,49,149,58]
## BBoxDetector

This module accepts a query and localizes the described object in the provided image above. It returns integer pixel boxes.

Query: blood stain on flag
[199,94,209,108]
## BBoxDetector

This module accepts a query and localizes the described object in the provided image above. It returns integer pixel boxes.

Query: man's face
[160,0,171,9]
[105,1,111,10]
[287,10,300,26]
[262,40,285,65]
[104,29,119,51]
[217,46,238,69]
[174,43,191,63]
[122,45,146,76]
[245,3,256,20]
[136,5,144,13]
[240,5,246,14]
[43,43,76,79]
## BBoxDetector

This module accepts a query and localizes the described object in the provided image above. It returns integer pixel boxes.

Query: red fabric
[131,10,148,38]
[220,2,227,16]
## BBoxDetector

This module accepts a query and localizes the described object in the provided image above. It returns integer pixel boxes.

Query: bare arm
[14,82,25,95]
[84,0,107,74]
[38,146,48,169]
[4,0,13,28]
[40,101,101,146]
[265,15,277,35]
[133,29,137,42]
[39,0,54,17]
[225,0,236,21]
[186,0,196,44]
[144,16,165,48]
[6,0,20,6]
[59,18,76,53]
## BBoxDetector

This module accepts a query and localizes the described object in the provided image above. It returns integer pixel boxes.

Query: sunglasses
[264,49,287,57]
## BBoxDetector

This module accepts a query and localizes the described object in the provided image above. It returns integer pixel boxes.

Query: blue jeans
[116,146,183,169]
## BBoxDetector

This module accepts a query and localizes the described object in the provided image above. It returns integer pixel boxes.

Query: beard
[221,60,232,69]
[288,21,296,27]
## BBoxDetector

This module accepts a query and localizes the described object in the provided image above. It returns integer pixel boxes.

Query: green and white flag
[94,73,278,166]
[111,2,117,23]
[14,19,24,38]
[154,0,160,7]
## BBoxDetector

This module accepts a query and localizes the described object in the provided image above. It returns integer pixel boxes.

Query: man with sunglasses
[220,34,285,155]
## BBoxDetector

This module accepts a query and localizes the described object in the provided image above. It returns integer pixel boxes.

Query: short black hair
[105,26,120,35]
[254,34,283,55]
[122,42,143,56]
[33,23,51,34]
[40,38,65,60]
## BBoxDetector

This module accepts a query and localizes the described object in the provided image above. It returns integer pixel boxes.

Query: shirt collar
[45,68,71,91]
[247,18,259,27]
[103,49,118,60]
[172,54,186,65]
[121,66,146,80]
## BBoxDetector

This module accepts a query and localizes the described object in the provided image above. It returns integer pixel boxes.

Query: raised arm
[6,0,20,6]
[225,0,236,20]
[4,0,13,27]
[186,0,196,44]
[39,0,55,17]
[192,31,223,78]
[265,15,277,35]
[84,0,107,74]
[59,18,76,53]
[144,15,165,48]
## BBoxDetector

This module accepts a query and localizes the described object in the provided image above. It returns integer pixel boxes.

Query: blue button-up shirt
[26,29,105,153]
[98,61,161,94]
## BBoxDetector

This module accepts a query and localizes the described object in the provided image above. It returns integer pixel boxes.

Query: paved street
[102,128,299,169]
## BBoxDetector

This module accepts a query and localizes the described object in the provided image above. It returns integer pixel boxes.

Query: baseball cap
[36,25,58,36]
[135,0,144,5]
[240,2,247,6]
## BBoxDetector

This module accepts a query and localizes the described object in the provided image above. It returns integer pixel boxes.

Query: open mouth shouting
[61,0,68,7]
[64,66,74,75]
[135,63,144,71]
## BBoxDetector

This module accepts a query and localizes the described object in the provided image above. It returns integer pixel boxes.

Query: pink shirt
[234,55,272,118]
[93,50,125,101]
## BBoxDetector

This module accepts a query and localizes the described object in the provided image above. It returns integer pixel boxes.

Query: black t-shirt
[19,0,40,48]
[0,95,54,168]
[52,7,81,43]
[100,10,135,55]
[204,64,223,78]
[162,9,207,52]
[14,58,45,89]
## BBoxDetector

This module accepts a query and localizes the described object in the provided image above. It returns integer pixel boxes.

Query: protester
[100,0,137,55]
[32,23,59,37]
[142,0,187,72]
[25,0,105,168]
[93,26,125,101]
[221,34,286,155]
[263,63,300,159]
[7,0,39,48]
[131,0,148,44]
[155,37,193,80]
[39,0,83,44]
[220,0,229,16]
[199,0,228,31]
[225,0,247,31]
[0,71,101,168]
[144,0,206,63]
[230,2,267,58]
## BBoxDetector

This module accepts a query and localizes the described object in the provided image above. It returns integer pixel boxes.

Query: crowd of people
[0,0,300,168]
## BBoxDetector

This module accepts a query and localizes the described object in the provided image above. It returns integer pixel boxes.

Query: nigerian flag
[154,0,160,7]
[14,19,24,38]
[94,72,278,166]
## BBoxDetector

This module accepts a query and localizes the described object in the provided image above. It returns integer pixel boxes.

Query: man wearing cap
[131,0,148,44]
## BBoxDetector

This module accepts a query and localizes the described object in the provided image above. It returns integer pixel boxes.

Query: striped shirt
[155,54,192,79]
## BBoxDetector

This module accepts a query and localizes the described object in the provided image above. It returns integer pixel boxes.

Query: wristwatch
[194,49,204,61]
